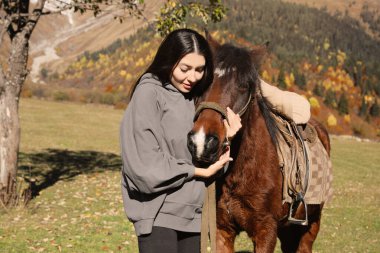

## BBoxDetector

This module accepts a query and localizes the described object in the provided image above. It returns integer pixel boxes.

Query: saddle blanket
[275,119,333,205]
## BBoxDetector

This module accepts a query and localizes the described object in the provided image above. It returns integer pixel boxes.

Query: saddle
[273,114,333,225]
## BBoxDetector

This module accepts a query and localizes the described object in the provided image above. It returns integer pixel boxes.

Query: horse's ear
[250,41,269,68]
[205,29,221,54]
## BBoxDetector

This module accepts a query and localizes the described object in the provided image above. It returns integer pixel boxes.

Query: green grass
[0,98,379,252]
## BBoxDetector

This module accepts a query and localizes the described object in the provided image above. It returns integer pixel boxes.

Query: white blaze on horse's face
[191,126,206,158]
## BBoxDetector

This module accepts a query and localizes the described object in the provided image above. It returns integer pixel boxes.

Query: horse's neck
[230,101,275,176]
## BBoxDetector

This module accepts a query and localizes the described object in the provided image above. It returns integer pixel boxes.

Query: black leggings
[137,226,200,253]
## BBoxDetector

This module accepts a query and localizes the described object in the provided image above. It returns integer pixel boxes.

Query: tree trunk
[0,30,30,205]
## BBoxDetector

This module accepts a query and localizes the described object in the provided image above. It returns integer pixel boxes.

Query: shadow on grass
[18,149,122,197]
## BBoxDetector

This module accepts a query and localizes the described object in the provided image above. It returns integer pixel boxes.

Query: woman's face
[171,53,206,93]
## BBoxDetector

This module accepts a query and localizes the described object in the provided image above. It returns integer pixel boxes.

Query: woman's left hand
[223,107,242,140]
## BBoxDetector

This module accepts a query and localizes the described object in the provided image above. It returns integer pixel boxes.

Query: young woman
[119,28,241,253]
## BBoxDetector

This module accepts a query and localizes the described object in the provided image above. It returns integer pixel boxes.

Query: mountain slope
[23,0,380,139]
[27,1,165,83]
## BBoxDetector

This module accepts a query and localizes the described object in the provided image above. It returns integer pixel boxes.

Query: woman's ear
[250,41,269,69]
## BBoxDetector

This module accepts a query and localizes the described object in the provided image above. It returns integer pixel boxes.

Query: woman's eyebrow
[180,63,205,68]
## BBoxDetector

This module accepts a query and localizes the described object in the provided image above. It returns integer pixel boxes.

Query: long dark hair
[129,28,213,100]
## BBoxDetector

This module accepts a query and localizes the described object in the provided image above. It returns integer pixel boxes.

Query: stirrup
[288,192,308,226]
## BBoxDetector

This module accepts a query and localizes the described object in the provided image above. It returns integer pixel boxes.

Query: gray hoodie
[120,73,205,236]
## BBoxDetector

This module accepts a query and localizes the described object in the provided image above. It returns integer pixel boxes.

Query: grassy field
[0,98,379,252]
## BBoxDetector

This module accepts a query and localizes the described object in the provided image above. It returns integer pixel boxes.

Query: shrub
[99,93,115,105]
[277,69,286,89]
[369,100,380,117]
[31,87,46,99]
[84,91,102,104]
[359,97,368,117]
[53,91,70,101]
[40,68,48,79]
[294,69,307,90]
[324,89,337,108]
[313,82,324,97]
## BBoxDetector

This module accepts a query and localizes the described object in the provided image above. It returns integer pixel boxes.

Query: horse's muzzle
[187,130,220,164]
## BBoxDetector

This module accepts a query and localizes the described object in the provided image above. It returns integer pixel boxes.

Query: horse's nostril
[206,135,219,151]
[187,131,196,153]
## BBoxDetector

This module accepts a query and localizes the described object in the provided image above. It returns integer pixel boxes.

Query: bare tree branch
[0,64,5,91]
[24,0,46,35]
[0,16,11,49]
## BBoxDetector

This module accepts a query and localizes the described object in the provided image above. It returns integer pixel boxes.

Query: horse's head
[187,33,268,165]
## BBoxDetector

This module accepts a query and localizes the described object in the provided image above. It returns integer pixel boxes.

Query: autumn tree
[277,68,286,89]
[0,0,226,206]
[337,93,349,115]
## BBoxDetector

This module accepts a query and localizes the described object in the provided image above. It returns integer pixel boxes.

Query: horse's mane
[257,93,279,147]
[216,43,279,147]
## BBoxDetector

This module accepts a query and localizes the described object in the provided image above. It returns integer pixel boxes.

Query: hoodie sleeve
[120,83,195,194]
[260,79,311,124]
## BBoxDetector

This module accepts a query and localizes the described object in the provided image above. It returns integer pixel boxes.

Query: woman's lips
[183,83,193,90]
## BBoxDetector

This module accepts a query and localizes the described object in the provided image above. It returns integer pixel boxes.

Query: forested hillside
[23,0,380,139]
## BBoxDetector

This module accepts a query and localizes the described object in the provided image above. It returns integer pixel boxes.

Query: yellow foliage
[327,114,337,127]
[364,95,374,104]
[344,114,351,123]
[80,56,87,65]
[285,73,294,88]
[323,79,332,90]
[336,50,346,66]
[145,54,153,62]
[261,70,271,82]
[74,72,83,79]
[323,66,355,93]
[119,70,127,77]
[87,60,94,68]
[309,97,320,109]
[136,57,145,67]
[317,65,323,73]
[303,62,311,71]
[125,73,132,80]
[323,39,330,51]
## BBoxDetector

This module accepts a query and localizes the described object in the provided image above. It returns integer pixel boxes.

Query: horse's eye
[238,82,250,89]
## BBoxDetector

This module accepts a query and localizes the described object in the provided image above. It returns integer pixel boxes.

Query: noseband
[193,92,252,123]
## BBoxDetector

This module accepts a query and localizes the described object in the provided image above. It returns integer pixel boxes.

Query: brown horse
[187,34,331,253]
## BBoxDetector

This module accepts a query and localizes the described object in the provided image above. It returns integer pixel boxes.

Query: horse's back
[309,118,331,156]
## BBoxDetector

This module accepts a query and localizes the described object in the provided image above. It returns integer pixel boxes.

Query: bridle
[193,90,252,148]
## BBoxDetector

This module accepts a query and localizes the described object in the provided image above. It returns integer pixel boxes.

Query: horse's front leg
[216,226,236,253]
[251,215,278,253]
[215,207,237,253]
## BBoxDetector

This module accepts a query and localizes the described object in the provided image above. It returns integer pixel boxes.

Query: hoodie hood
[140,73,179,93]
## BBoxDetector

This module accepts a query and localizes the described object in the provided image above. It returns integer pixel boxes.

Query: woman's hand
[194,147,232,178]
[223,107,242,139]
